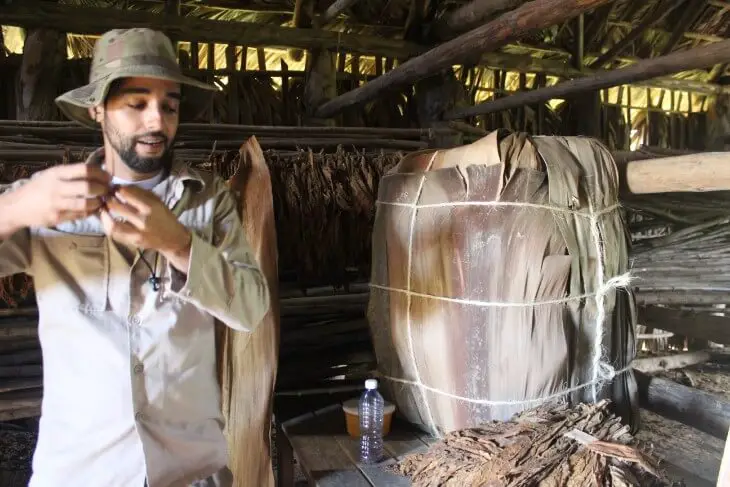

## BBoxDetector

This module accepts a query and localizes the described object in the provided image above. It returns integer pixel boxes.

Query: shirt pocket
[33,228,110,314]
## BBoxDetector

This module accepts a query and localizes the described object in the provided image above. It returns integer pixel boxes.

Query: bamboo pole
[447,39,730,119]
[315,0,613,118]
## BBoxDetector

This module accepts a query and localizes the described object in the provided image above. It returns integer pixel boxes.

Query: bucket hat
[55,28,215,129]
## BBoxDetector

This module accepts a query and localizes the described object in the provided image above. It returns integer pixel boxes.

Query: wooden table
[278,404,434,486]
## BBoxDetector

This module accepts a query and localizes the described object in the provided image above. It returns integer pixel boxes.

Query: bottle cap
[365,379,378,390]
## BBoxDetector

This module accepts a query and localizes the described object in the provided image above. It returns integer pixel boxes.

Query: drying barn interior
[1,0,730,486]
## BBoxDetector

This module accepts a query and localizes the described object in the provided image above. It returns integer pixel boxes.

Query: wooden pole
[634,369,730,440]
[314,0,614,118]
[446,39,730,119]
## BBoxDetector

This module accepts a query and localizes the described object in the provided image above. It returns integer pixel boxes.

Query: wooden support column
[225,44,238,124]
[164,0,181,50]
[16,29,66,121]
[316,0,613,118]
[302,45,336,125]
[446,39,730,119]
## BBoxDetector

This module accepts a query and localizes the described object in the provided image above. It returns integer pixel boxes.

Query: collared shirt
[0,149,271,487]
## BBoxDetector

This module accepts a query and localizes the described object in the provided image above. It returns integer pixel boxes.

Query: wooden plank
[635,369,730,440]
[315,0,614,117]
[283,405,371,487]
[336,415,430,486]
[447,39,730,119]
[0,1,423,60]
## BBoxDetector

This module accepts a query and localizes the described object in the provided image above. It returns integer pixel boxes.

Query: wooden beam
[639,305,730,345]
[632,351,712,374]
[321,0,362,25]
[315,0,614,118]
[446,39,730,119]
[433,0,522,40]
[0,1,422,59]
[476,51,727,94]
[635,369,730,440]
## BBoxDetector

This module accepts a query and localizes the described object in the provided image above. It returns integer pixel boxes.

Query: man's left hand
[99,185,192,272]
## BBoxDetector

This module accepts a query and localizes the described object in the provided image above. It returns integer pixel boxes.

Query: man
[0,29,270,487]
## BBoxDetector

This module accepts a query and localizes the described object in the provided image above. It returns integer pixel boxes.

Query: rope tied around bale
[369,150,634,437]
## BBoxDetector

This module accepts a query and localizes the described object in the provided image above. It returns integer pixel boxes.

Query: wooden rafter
[315,0,615,118]
[1,0,726,96]
[446,39,730,119]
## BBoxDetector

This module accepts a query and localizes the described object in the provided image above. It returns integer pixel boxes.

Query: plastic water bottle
[359,378,384,464]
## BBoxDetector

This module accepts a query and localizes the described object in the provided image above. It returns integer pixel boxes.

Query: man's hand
[14,163,112,228]
[99,185,192,272]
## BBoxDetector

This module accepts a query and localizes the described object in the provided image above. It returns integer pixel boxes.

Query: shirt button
[129,315,140,326]
[133,363,144,374]
[135,412,145,421]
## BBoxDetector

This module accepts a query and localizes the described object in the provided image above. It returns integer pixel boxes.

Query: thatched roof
[1,0,728,113]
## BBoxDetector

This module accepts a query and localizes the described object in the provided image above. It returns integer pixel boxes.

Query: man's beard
[104,120,173,174]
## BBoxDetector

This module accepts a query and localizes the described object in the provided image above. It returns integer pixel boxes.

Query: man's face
[96,77,181,175]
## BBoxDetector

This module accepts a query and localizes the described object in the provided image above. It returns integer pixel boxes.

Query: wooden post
[446,39,730,119]
[315,0,614,118]
[16,29,66,121]
[226,44,238,124]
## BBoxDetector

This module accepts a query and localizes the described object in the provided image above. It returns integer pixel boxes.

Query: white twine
[374,169,633,436]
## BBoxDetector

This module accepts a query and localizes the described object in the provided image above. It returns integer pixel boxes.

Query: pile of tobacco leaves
[388,400,682,487]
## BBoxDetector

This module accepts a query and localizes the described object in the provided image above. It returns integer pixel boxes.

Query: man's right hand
[13,163,112,228]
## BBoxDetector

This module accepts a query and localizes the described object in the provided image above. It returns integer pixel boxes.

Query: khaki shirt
[0,150,271,487]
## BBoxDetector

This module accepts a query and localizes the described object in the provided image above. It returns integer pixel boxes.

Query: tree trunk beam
[315,0,614,118]
[447,39,730,119]
[634,369,730,440]
[632,351,712,374]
